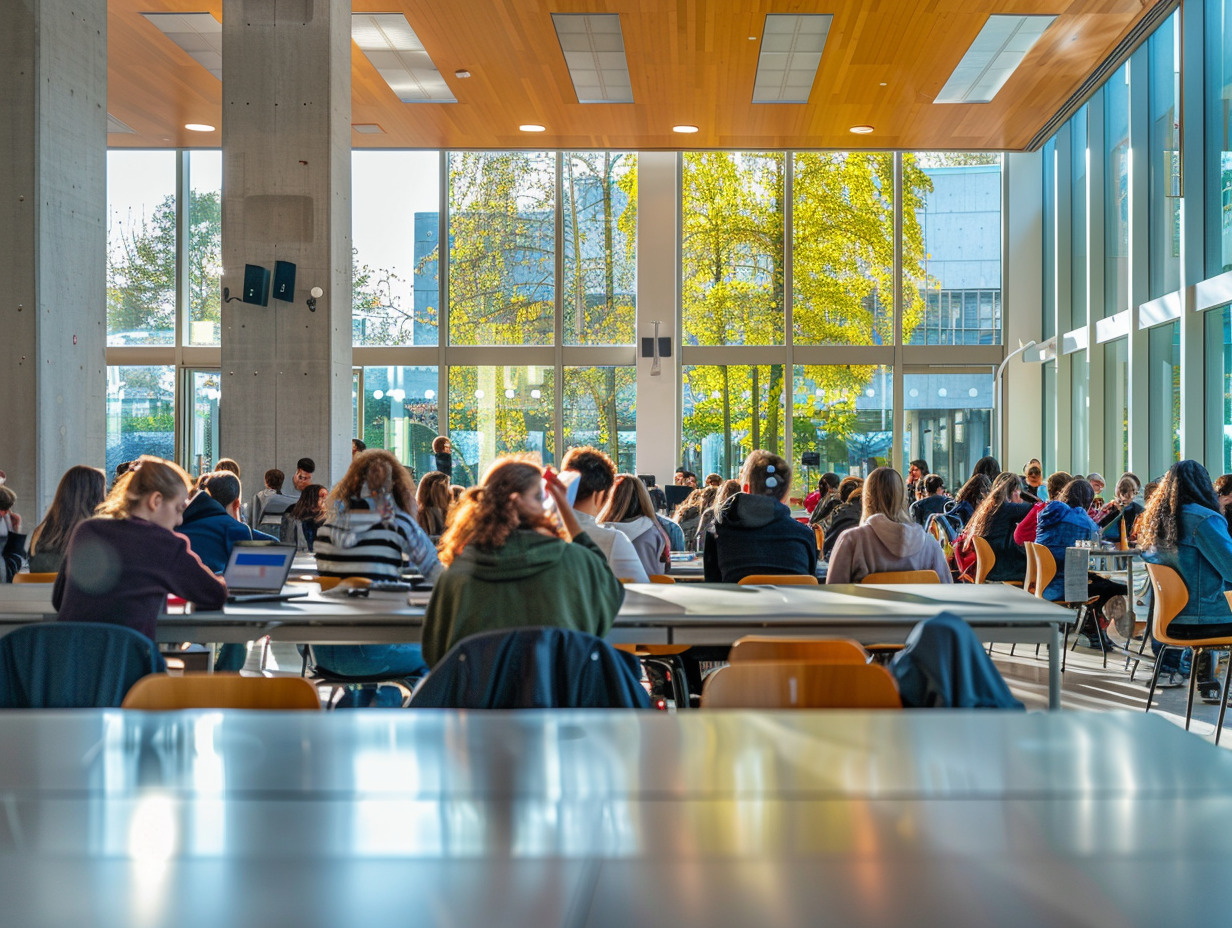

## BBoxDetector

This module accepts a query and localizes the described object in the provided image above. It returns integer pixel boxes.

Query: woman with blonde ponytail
[53,455,226,641]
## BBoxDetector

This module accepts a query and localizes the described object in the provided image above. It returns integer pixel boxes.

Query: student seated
[1141,461,1232,697]
[283,484,327,552]
[178,472,279,573]
[249,468,297,533]
[827,467,952,584]
[1095,474,1145,542]
[312,450,444,679]
[561,447,647,582]
[807,472,842,526]
[673,489,706,551]
[1036,478,1126,649]
[0,486,27,583]
[909,474,949,528]
[53,456,227,641]
[421,456,624,667]
[27,465,107,575]
[416,471,452,537]
[703,450,817,583]
[1013,471,1072,545]
[818,476,864,559]
[699,479,741,548]
[949,473,991,527]
[600,474,671,579]
[955,472,1034,582]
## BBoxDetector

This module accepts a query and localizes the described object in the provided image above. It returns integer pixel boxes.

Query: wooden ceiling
[107,0,1158,151]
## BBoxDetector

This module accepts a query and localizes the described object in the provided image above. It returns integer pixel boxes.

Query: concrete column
[220,0,351,489]
[0,1,107,517]
[635,152,680,486]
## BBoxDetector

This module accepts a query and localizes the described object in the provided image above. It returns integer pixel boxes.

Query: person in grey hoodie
[599,474,671,579]
[703,450,817,583]
[826,466,952,584]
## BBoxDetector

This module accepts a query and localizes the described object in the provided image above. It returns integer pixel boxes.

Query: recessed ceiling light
[519,124,546,132]
[672,125,699,133]
[143,13,222,80]
[185,123,215,132]
[879,82,887,87]
[934,14,1057,104]
[454,69,471,78]
[352,13,457,103]
[752,13,832,104]
[849,125,874,134]
[551,13,634,104]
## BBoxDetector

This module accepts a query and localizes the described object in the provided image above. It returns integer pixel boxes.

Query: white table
[0,709,1226,927]
[0,582,1071,708]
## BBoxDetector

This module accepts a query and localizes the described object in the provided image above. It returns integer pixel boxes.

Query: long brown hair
[954,473,991,509]
[328,449,417,515]
[598,474,657,523]
[30,465,106,556]
[288,484,327,522]
[715,479,740,513]
[96,456,192,520]
[861,467,911,525]
[438,456,562,565]
[964,471,1022,540]
[1139,460,1221,550]
[416,471,452,535]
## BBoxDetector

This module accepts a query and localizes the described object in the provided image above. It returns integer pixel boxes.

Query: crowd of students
[10,441,1232,701]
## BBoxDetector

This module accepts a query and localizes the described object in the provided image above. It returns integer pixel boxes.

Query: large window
[1105,65,1131,318]
[107,151,177,346]
[792,365,892,479]
[1209,0,1232,277]
[106,366,175,477]
[909,154,1002,346]
[1148,14,1181,299]
[448,152,555,346]
[358,367,440,480]
[352,151,440,347]
[682,365,785,479]
[562,367,636,471]
[187,151,222,346]
[448,366,556,484]
[902,372,993,488]
[682,153,785,346]
[1070,108,1089,331]
[1207,307,1232,474]
[186,370,221,476]
[1043,138,1057,340]
[1104,340,1129,479]
[1070,352,1089,476]
[1149,322,1181,475]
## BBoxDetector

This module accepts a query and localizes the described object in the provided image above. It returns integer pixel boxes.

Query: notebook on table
[223,545,307,604]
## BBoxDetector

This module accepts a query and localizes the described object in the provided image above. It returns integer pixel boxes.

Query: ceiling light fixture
[352,13,457,103]
[107,114,136,134]
[849,125,874,134]
[672,125,699,133]
[454,69,471,78]
[752,13,832,104]
[520,124,546,132]
[934,14,1056,104]
[551,13,634,104]
[185,123,215,132]
[142,13,222,80]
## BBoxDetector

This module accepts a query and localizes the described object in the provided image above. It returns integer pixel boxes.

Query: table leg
[1049,622,1062,710]
[207,645,216,673]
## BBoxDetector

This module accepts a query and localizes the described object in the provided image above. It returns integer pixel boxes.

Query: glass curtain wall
[1148,13,1181,299]
[792,365,892,478]
[1105,64,1131,318]
[1104,339,1129,478]
[1209,0,1232,277]
[105,365,175,476]
[902,373,993,487]
[107,151,177,346]
[1071,108,1089,331]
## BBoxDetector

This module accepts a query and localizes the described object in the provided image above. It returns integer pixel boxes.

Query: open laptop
[223,544,307,604]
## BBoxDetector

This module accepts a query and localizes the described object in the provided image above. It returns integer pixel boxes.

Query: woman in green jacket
[421,456,625,667]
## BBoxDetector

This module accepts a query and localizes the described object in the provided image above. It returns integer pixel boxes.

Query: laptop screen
[223,545,296,592]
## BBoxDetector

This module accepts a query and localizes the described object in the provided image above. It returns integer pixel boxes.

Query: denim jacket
[1142,503,1232,625]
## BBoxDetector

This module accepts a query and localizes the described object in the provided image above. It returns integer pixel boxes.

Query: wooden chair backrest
[700,662,902,709]
[648,574,676,584]
[13,572,57,584]
[728,636,869,665]
[1022,539,1038,594]
[813,525,825,553]
[970,535,995,584]
[737,574,819,586]
[122,673,321,710]
[861,570,941,584]
[1145,562,1190,645]
[1024,543,1055,598]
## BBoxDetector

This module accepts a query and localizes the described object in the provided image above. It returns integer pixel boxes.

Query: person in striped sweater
[312,449,443,679]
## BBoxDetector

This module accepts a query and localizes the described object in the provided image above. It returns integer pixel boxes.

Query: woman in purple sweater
[54,456,227,641]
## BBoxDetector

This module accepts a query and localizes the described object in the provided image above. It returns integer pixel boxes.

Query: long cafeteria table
[0,707,1226,927]
[0,582,1071,708]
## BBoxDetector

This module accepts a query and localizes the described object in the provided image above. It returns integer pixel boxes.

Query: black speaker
[242,264,270,306]
[272,261,296,302]
[801,452,820,466]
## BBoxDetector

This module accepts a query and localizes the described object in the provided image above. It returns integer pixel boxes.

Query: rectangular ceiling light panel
[935,15,1057,104]
[107,114,136,134]
[551,13,633,104]
[352,13,456,103]
[752,14,832,104]
[142,13,222,80]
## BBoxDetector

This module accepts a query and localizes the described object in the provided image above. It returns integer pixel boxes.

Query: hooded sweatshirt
[703,492,817,583]
[178,491,278,573]
[421,530,623,667]
[602,515,668,580]
[1035,501,1099,600]
[825,513,952,584]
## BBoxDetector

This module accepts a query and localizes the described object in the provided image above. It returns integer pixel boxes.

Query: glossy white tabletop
[0,709,1226,927]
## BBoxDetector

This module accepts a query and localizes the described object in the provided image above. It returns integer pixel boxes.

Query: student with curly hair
[421,456,623,667]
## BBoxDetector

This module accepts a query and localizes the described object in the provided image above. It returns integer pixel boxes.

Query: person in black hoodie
[909,474,950,527]
[703,450,817,582]
[819,476,864,559]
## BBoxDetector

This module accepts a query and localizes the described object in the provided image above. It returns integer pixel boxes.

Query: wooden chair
[861,570,940,584]
[1024,542,1096,670]
[970,535,996,584]
[13,572,57,584]
[648,574,675,584]
[813,525,825,554]
[727,636,869,664]
[700,661,902,709]
[122,673,321,710]
[737,574,819,586]
[1141,565,1232,742]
